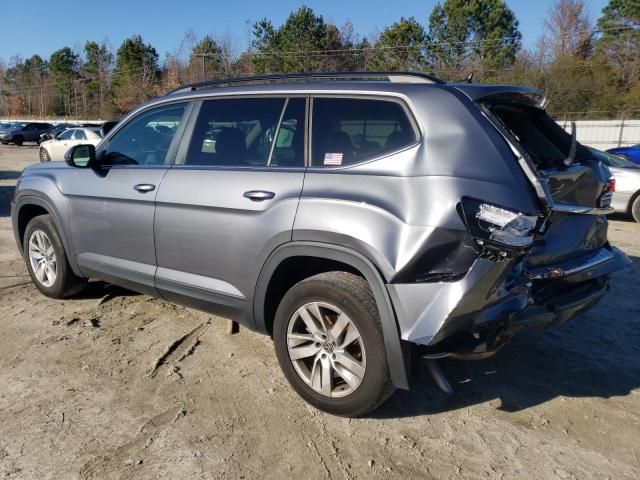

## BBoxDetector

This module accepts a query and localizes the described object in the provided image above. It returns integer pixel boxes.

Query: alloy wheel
[39,148,50,162]
[287,301,366,398]
[28,230,57,287]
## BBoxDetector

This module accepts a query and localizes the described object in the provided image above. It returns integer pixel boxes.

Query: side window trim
[96,101,193,169]
[266,98,289,167]
[173,95,309,170]
[308,94,421,169]
[173,100,203,166]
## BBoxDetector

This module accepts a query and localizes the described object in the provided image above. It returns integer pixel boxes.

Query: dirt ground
[0,144,639,480]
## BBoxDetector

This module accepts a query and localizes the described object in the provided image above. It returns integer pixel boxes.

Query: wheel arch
[13,195,82,276]
[627,189,640,214]
[254,242,412,390]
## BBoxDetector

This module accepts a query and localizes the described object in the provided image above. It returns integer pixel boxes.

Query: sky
[0,0,611,63]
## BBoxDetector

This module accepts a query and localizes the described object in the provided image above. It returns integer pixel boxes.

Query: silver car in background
[38,127,103,162]
[590,148,640,223]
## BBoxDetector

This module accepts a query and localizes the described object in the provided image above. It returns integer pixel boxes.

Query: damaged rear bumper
[387,245,631,353]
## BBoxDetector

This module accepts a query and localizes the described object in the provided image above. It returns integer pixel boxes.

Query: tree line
[0,0,638,120]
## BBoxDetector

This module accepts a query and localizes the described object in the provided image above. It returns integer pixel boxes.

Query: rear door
[154,96,307,319]
[68,102,190,295]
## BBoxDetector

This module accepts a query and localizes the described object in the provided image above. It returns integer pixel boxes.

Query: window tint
[311,98,417,167]
[185,97,304,167]
[58,129,74,140]
[72,129,86,140]
[102,103,187,166]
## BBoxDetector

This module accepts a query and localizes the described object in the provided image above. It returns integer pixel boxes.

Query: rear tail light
[459,197,542,251]
[599,177,615,208]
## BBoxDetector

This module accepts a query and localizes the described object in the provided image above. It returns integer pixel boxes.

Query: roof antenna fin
[465,72,474,83]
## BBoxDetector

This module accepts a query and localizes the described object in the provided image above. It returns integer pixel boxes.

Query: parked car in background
[607,144,640,165]
[40,123,76,142]
[591,148,640,222]
[0,122,53,146]
[39,127,102,162]
[12,72,631,416]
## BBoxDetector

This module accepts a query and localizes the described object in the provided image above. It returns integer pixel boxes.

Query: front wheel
[39,147,50,162]
[273,271,395,417]
[23,214,87,298]
[13,136,23,146]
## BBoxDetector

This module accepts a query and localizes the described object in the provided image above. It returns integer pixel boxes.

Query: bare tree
[542,0,594,60]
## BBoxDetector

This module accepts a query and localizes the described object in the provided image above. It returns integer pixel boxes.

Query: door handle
[243,190,275,201]
[134,184,156,193]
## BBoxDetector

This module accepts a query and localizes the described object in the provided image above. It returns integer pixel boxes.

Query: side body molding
[253,242,411,390]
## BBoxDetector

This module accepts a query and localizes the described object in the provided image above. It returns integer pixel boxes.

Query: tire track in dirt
[78,405,187,480]
[147,320,210,379]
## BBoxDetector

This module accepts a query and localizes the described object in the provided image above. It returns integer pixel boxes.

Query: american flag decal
[323,152,343,165]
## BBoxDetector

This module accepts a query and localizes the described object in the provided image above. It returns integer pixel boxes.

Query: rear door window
[184,97,305,168]
[73,129,86,140]
[311,97,417,167]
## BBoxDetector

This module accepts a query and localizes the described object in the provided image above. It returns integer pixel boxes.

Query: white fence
[558,119,640,150]
[3,117,639,152]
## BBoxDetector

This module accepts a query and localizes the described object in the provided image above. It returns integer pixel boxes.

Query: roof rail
[166,71,445,95]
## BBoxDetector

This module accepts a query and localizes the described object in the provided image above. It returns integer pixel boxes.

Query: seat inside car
[215,127,247,165]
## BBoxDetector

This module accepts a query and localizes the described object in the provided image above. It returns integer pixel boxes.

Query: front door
[68,102,190,295]
[154,97,307,322]
[50,128,76,159]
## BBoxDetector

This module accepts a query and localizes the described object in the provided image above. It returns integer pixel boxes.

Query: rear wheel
[631,195,640,223]
[23,214,87,298]
[273,271,395,417]
[14,136,23,146]
[39,147,50,162]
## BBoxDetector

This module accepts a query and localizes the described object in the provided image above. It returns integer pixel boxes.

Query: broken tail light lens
[459,197,541,250]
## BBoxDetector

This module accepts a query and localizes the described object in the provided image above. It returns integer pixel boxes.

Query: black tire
[23,214,87,299]
[0,140,7,145]
[14,136,23,146]
[631,195,640,223]
[39,147,51,162]
[273,271,395,417]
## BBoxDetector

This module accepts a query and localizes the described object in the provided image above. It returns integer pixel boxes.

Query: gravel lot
[1,144,639,479]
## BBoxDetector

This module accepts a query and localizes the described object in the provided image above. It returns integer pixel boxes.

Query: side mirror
[65,144,96,168]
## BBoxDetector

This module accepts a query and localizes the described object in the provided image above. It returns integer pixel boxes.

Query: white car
[39,128,102,162]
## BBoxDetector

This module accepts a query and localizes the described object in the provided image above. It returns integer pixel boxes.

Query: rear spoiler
[453,85,546,109]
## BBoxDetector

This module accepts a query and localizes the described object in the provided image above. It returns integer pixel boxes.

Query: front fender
[12,191,82,277]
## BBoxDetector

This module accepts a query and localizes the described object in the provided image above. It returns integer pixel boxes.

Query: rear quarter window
[311,97,417,167]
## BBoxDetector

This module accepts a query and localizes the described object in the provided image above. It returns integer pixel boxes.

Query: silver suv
[11,72,630,417]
